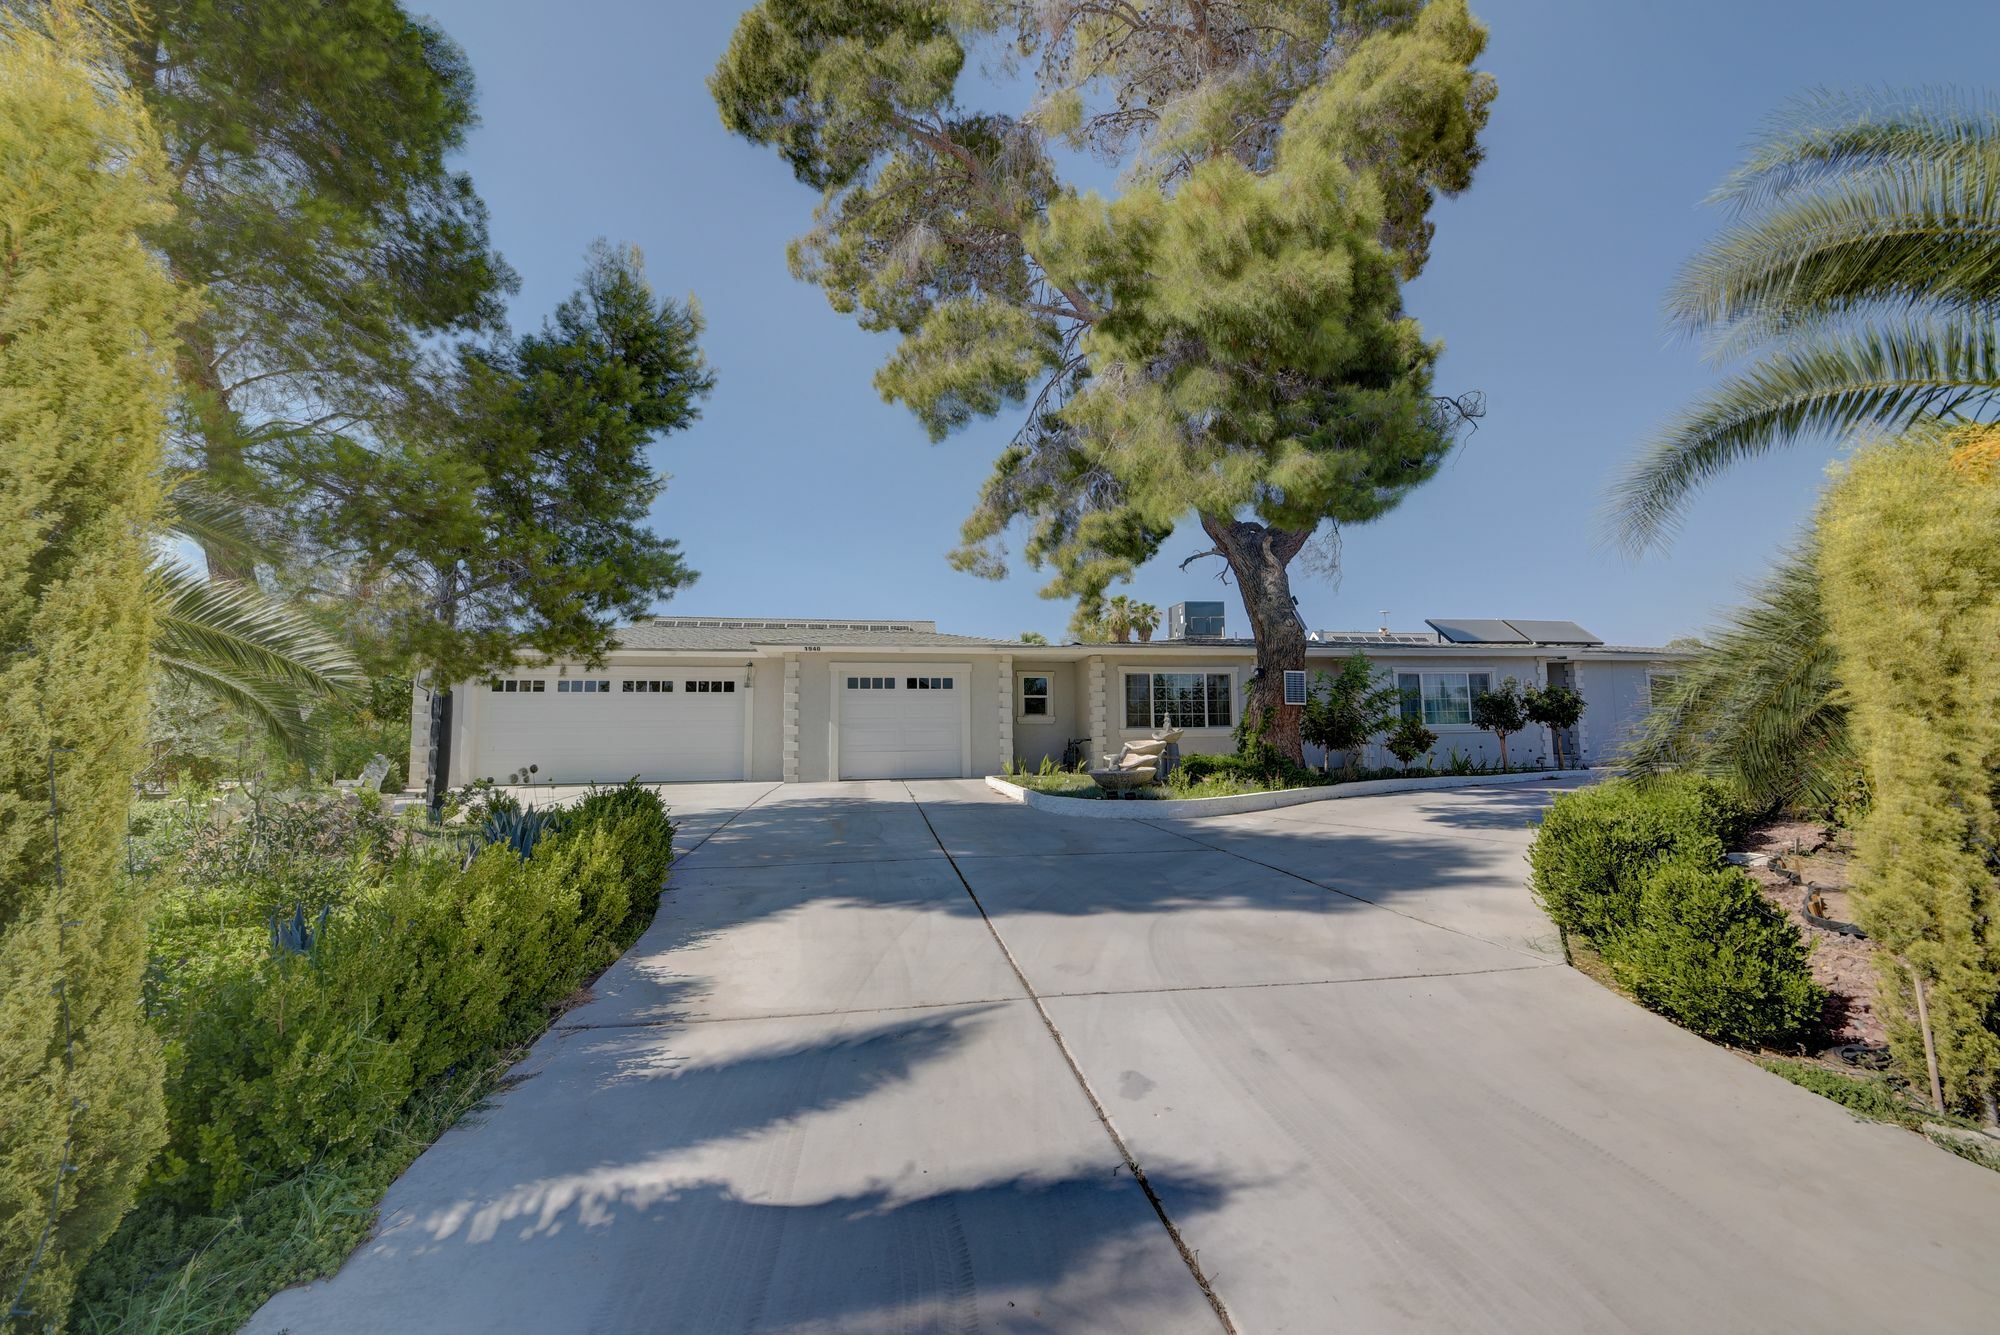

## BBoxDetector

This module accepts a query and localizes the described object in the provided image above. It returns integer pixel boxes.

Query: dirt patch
[1739,819,1884,1048]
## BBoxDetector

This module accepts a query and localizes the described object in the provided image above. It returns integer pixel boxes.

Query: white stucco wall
[420,641,1683,786]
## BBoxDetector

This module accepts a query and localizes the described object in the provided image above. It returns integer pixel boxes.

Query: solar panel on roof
[1426,618,1529,644]
[1502,619,1602,645]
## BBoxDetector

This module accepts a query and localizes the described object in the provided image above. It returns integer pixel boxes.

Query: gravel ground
[1741,819,1885,1048]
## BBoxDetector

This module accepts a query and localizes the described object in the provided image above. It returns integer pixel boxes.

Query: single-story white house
[408,608,1687,790]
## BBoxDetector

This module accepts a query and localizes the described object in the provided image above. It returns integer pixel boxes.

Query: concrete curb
[983,768,1567,820]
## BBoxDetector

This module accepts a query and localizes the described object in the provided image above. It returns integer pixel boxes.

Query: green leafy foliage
[1299,653,1400,775]
[1620,543,1858,816]
[1757,1057,1942,1132]
[1607,861,1823,1046]
[327,243,712,686]
[715,1,1494,762]
[1384,713,1438,770]
[0,12,188,1322]
[90,784,675,1294]
[1521,682,1584,769]
[1613,89,2000,550]
[1819,432,2000,1111]
[149,561,363,756]
[1529,775,1750,943]
[1469,675,1528,769]
[110,0,514,580]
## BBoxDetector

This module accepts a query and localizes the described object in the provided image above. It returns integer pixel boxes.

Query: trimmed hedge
[1608,861,1823,1046]
[1531,775,1820,1047]
[1529,774,1750,942]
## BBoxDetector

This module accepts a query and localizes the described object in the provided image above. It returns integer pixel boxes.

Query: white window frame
[1397,671,1492,727]
[1121,669,1235,731]
[1016,671,1053,722]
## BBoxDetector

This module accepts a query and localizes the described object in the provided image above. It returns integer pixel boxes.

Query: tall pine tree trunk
[1199,514,1310,765]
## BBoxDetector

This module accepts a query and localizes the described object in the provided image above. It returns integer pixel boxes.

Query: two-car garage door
[837,665,967,780]
[470,673,745,784]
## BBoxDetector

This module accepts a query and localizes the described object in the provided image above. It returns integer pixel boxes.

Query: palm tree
[1103,595,1135,643]
[155,482,361,754]
[1129,602,1161,642]
[1609,89,2000,550]
[1620,543,1856,813]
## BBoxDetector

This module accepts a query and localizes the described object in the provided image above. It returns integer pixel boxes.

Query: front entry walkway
[249,779,2000,1333]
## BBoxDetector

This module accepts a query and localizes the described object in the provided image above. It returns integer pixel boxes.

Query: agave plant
[475,804,566,860]
[1611,89,2000,550]
[153,478,362,754]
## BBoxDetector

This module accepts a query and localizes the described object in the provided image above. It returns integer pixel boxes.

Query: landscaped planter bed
[987,767,1566,819]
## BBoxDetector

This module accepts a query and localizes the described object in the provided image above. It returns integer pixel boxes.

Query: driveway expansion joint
[905,783,1239,1334]
[671,781,783,858]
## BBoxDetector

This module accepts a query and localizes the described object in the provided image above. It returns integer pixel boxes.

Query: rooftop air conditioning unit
[1168,601,1226,639]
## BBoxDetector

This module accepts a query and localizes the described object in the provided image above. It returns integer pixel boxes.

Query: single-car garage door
[470,672,746,784]
[837,665,966,780]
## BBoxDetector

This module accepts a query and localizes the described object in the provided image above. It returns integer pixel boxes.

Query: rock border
[983,767,1567,819]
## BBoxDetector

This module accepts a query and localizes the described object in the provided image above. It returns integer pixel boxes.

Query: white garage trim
[830,660,972,780]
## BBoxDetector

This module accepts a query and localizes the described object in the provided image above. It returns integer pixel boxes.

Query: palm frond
[150,562,361,754]
[152,651,321,753]
[1674,146,2000,337]
[1618,88,2000,547]
[1711,87,2000,214]
[160,476,268,566]
[1622,541,1854,813]
[1606,318,2000,551]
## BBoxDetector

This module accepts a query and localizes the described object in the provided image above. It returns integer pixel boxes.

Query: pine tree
[714,0,1494,761]
[0,9,187,1321]
[316,244,712,689]
[106,0,514,579]
[1818,430,2000,1112]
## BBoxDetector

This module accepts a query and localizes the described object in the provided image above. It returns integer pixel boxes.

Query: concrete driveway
[249,778,2000,1334]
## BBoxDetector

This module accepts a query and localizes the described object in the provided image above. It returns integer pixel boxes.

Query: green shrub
[1819,431,2000,1111]
[1607,861,1823,1046]
[141,784,676,1211]
[1176,751,1324,791]
[567,783,675,940]
[1529,774,1750,942]
[1757,1057,1934,1130]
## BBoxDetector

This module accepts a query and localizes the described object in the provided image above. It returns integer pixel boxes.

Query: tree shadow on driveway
[249,1001,1236,1335]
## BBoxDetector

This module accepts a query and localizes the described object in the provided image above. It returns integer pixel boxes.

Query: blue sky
[416,0,2000,646]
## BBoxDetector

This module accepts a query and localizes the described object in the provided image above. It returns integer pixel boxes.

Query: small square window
[622,680,633,692]
[532,680,545,692]
[724,681,735,692]
[847,677,858,689]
